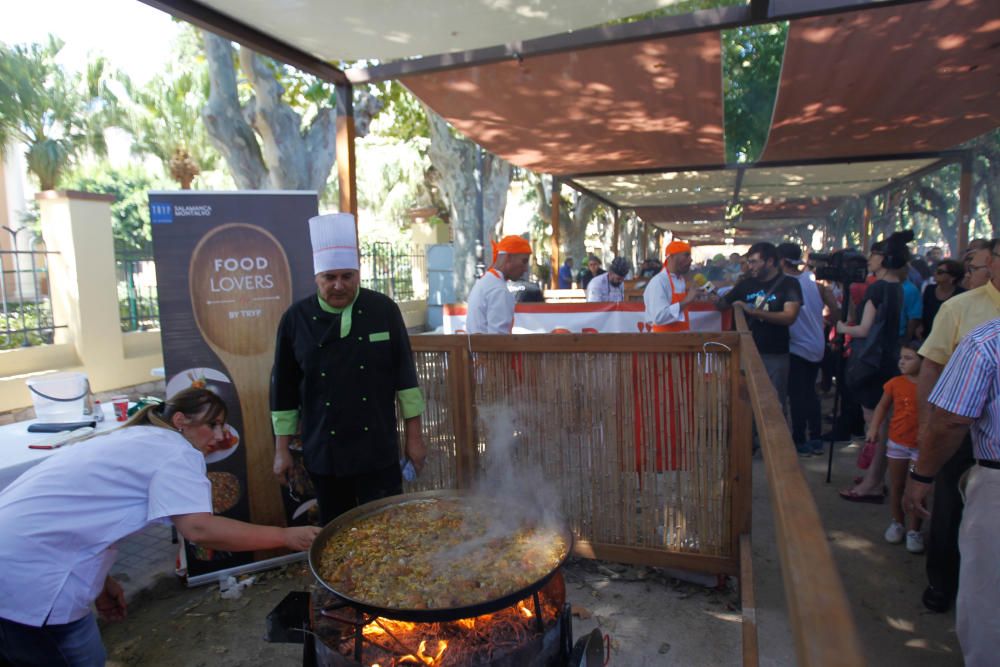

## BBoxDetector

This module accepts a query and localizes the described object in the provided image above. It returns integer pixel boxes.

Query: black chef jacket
[270,289,422,476]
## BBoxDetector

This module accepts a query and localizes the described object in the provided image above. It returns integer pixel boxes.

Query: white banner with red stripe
[442,302,729,334]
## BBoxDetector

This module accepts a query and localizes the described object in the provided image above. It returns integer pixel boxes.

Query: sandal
[838,489,885,504]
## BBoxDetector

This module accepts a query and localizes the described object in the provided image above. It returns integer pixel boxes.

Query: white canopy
[191,0,680,62]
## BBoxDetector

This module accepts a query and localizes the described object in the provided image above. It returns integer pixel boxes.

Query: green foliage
[723,23,787,163]
[62,162,169,253]
[0,36,121,190]
[357,135,431,224]
[0,303,55,350]
[369,81,429,142]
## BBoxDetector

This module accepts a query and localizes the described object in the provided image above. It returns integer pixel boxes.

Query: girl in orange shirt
[866,343,923,553]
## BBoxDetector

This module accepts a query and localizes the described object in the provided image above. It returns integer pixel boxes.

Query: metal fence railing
[0,229,62,349]
[116,249,159,332]
[360,241,428,302]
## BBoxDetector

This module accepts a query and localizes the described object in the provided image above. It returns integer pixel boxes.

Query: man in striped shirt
[904,317,1000,666]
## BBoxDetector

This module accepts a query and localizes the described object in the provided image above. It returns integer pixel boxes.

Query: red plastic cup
[112,396,129,422]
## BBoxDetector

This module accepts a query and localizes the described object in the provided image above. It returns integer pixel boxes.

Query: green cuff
[271,409,300,436]
[397,387,425,419]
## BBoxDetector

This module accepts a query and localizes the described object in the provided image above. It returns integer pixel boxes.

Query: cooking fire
[318,584,563,667]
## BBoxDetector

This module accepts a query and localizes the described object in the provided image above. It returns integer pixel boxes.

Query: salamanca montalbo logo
[175,205,212,217]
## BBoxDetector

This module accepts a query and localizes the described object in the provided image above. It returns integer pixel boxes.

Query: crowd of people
[544,232,999,663]
[706,234,997,664]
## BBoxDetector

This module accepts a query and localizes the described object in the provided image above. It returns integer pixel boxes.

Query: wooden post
[335,84,359,241]
[611,208,621,257]
[957,154,972,256]
[550,178,561,289]
[860,198,871,252]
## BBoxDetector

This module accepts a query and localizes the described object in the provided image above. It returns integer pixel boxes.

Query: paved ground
[104,436,962,665]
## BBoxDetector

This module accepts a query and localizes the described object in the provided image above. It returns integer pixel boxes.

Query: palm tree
[120,67,219,189]
[0,36,119,191]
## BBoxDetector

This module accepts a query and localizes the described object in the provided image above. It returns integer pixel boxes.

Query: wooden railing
[734,309,865,666]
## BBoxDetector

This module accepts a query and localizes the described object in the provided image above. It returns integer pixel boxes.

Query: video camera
[810,249,868,284]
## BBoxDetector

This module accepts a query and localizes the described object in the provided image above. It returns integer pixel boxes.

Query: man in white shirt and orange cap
[465,235,532,334]
[643,240,702,332]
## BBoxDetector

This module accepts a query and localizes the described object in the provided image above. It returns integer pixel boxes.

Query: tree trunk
[425,107,512,300]
[201,32,381,192]
[201,32,268,190]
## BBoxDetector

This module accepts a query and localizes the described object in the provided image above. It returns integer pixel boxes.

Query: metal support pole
[611,208,621,257]
[957,153,972,256]
[335,84,359,241]
[860,198,871,253]
[550,178,561,289]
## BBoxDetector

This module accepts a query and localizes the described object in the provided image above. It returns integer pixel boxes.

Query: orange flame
[518,601,534,618]
[399,639,449,665]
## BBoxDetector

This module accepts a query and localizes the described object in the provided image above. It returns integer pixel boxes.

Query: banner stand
[150,191,320,582]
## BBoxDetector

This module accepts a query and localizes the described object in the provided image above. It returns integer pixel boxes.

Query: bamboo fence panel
[398,350,458,492]
[468,346,733,560]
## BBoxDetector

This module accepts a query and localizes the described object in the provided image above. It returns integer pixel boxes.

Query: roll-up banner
[150,191,319,582]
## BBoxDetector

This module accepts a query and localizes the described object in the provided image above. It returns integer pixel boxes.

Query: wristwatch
[909,463,934,484]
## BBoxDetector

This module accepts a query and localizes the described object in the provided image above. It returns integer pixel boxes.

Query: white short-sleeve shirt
[0,425,211,626]
[465,270,516,334]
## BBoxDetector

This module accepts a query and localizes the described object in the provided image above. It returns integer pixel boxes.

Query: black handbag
[845,283,901,391]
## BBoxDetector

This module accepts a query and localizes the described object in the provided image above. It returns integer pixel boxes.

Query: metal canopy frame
[563,151,963,219]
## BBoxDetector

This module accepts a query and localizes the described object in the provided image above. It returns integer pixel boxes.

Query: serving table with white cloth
[0,402,122,491]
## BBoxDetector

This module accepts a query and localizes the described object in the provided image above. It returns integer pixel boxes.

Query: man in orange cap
[643,239,702,332]
[465,235,532,333]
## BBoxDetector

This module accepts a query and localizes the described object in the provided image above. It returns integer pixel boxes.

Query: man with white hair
[270,213,426,523]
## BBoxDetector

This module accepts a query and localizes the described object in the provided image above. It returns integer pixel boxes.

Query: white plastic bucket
[26,372,90,421]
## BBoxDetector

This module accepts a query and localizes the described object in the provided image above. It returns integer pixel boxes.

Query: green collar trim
[317,287,360,338]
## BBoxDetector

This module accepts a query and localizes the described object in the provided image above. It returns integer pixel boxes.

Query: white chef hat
[309,213,359,274]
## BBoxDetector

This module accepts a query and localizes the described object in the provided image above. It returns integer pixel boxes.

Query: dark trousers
[788,354,822,444]
[926,435,975,596]
[309,463,403,525]
[0,613,104,667]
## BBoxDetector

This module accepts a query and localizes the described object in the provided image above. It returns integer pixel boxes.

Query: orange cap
[491,235,532,262]
[664,240,691,258]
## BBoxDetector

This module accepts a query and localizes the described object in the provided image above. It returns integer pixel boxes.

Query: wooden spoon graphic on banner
[189,223,291,533]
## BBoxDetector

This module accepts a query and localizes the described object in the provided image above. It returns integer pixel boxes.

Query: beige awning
[401,30,725,175]
[760,0,1000,162]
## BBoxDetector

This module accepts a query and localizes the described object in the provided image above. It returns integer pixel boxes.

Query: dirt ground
[101,441,962,666]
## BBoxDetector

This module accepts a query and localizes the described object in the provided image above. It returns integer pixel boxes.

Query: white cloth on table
[0,426,211,626]
[465,270,515,334]
[585,272,624,303]
[643,271,685,326]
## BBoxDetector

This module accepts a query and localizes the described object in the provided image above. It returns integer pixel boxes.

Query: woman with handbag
[835,230,912,502]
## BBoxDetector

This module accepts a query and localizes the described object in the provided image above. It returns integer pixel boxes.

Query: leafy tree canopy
[0,36,121,190]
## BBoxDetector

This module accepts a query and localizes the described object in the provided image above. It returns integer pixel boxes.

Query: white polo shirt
[0,425,211,626]
[465,269,515,334]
